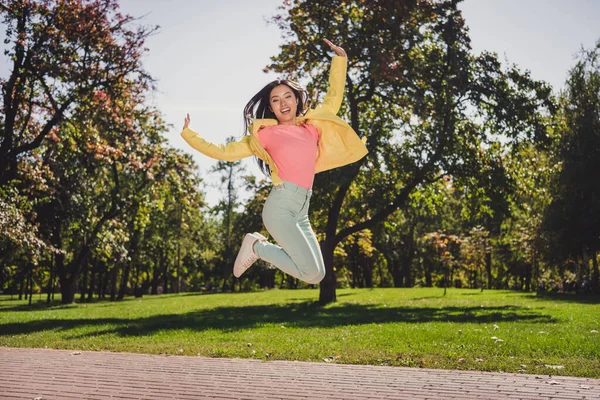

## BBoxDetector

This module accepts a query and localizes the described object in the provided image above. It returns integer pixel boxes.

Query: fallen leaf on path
[544,365,564,369]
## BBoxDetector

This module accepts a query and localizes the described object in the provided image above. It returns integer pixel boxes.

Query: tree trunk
[88,269,96,302]
[425,258,433,287]
[27,265,33,306]
[59,257,89,304]
[364,258,373,288]
[151,258,160,295]
[176,231,181,293]
[480,263,485,292]
[18,271,25,300]
[46,252,54,304]
[55,250,69,302]
[581,248,590,288]
[387,254,402,288]
[485,251,493,289]
[133,262,142,298]
[163,254,169,295]
[524,261,532,292]
[87,258,98,302]
[98,269,105,299]
[532,251,539,291]
[591,249,599,293]
[443,258,448,296]
[109,265,118,301]
[319,241,336,304]
[117,262,132,300]
[404,227,416,287]
[119,226,141,300]
[401,250,415,287]
[351,254,359,288]
[79,259,90,302]
[60,277,77,304]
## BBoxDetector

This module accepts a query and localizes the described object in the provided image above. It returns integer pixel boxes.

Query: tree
[0,0,156,185]
[424,231,461,295]
[209,137,248,291]
[496,144,556,292]
[267,0,553,303]
[39,103,174,303]
[542,40,600,292]
[0,0,158,302]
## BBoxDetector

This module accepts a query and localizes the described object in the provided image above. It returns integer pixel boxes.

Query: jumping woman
[181,39,367,284]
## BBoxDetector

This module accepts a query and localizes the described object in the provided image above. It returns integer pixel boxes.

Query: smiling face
[269,84,299,125]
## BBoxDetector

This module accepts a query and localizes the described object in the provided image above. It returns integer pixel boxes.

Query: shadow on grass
[0,300,79,312]
[520,292,600,304]
[0,302,557,339]
[0,292,212,312]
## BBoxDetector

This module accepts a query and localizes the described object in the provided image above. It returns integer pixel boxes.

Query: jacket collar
[250,117,308,134]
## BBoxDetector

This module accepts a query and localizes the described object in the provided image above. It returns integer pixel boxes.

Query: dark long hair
[243,79,309,176]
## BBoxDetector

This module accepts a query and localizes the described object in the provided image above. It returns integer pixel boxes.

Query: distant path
[1,347,598,399]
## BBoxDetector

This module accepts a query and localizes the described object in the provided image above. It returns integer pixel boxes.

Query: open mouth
[280,108,291,115]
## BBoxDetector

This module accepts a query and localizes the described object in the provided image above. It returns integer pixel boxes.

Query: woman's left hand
[323,38,347,58]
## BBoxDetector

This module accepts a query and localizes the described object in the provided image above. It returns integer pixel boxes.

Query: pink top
[257,124,319,189]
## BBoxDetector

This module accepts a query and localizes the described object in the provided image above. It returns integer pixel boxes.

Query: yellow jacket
[180,56,368,185]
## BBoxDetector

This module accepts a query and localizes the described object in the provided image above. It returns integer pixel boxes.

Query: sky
[3,0,600,206]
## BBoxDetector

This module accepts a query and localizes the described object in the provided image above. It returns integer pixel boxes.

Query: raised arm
[180,114,253,162]
[318,39,348,115]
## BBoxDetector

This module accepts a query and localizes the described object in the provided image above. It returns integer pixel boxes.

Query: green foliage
[2,0,598,301]
[266,0,554,303]
[543,41,600,274]
[0,0,213,302]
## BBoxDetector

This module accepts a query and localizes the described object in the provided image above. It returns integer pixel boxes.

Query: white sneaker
[253,232,267,242]
[233,232,267,278]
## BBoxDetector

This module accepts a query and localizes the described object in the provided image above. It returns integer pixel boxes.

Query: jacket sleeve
[180,128,253,162]
[316,56,348,115]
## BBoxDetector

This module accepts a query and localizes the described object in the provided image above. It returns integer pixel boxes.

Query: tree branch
[13,96,74,156]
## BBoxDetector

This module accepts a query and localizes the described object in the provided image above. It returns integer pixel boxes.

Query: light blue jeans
[254,181,326,284]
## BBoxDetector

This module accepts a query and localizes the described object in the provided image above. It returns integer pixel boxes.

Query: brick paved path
[1,347,598,400]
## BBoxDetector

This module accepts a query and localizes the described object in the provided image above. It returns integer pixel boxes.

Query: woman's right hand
[183,113,190,130]
[324,38,347,58]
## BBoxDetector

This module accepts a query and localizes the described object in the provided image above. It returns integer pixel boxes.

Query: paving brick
[1,347,599,400]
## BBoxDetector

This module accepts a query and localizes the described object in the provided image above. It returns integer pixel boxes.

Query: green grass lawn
[1,288,599,378]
